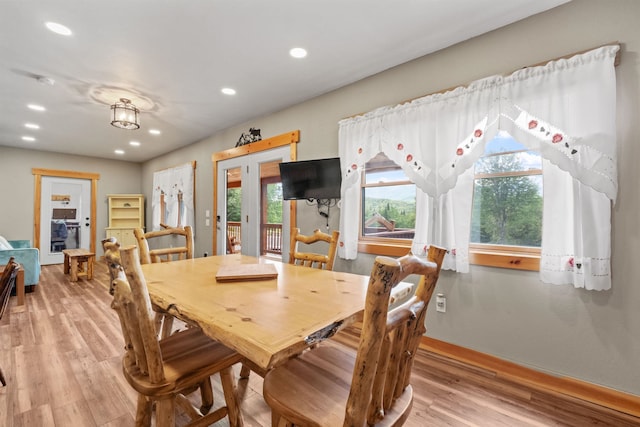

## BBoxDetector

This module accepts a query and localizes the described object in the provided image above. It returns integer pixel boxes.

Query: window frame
[358,148,544,270]
[469,145,542,271]
[358,154,415,257]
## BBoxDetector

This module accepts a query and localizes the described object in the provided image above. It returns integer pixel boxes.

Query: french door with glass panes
[216,145,290,260]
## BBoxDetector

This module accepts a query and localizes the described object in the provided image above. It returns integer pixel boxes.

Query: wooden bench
[62,249,95,282]
[0,263,24,306]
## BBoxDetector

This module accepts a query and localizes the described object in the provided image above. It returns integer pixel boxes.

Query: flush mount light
[289,47,308,59]
[45,22,72,36]
[25,123,40,129]
[110,98,140,130]
[149,129,161,135]
[114,149,125,155]
[22,136,36,142]
[221,87,236,96]
[27,104,46,112]
[129,141,141,147]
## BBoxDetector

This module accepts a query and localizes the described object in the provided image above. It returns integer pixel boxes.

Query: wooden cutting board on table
[215,263,278,282]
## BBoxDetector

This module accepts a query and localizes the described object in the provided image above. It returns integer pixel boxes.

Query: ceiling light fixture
[22,136,36,142]
[110,98,140,130]
[289,47,308,59]
[221,87,236,95]
[25,123,40,129]
[27,104,46,111]
[129,141,141,147]
[149,129,161,135]
[45,22,72,36]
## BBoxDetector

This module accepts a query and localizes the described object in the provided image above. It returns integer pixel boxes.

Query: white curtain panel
[151,162,195,231]
[338,45,618,289]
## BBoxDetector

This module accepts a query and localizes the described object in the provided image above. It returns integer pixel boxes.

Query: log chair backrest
[346,245,447,426]
[102,237,125,295]
[134,225,194,264]
[106,245,165,384]
[289,228,340,271]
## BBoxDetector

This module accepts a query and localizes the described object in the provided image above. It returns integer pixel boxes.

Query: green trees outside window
[470,133,542,247]
[226,183,283,224]
[361,153,416,239]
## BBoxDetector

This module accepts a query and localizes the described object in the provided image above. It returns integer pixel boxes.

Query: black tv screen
[279,157,342,200]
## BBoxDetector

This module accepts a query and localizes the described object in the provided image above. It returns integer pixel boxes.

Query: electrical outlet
[436,293,446,313]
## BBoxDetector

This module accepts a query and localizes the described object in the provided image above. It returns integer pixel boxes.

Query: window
[358,137,543,269]
[469,132,542,270]
[359,153,416,256]
[340,46,617,288]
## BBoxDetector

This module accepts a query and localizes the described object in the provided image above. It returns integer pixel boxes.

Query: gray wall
[142,0,640,396]
[0,146,142,243]
[1,0,637,396]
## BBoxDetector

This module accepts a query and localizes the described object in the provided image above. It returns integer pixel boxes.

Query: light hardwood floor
[1,261,638,426]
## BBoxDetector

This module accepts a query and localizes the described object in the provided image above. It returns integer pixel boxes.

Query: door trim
[211,130,299,254]
[32,168,100,254]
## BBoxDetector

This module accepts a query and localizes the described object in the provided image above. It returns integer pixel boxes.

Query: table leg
[87,255,94,280]
[63,253,70,274]
[70,257,78,282]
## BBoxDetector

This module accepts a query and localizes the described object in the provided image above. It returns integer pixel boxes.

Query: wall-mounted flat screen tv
[279,157,342,200]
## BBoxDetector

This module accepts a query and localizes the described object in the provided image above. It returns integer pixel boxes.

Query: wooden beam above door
[212,130,300,162]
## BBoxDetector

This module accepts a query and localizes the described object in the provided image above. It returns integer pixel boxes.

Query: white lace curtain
[338,45,619,290]
[151,162,195,231]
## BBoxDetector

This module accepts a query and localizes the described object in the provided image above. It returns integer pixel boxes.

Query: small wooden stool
[62,249,95,282]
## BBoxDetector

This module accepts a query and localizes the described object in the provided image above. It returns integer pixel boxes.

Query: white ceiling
[0,0,569,163]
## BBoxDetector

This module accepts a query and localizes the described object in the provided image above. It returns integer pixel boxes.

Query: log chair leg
[271,410,285,427]
[155,397,176,427]
[0,367,6,387]
[220,367,244,427]
[199,377,214,414]
[134,394,152,427]
[153,311,163,335]
[160,314,175,339]
[239,363,252,379]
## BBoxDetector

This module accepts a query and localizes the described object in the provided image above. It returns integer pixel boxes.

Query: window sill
[469,245,540,271]
[358,241,540,272]
[358,240,411,257]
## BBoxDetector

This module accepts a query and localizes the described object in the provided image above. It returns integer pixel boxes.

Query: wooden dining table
[140,254,370,372]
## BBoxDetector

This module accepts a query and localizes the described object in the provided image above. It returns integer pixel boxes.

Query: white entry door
[40,176,92,265]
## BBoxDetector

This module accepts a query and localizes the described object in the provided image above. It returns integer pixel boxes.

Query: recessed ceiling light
[148,129,161,135]
[27,104,46,112]
[22,136,36,142]
[289,47,308,59]
[25,123,40,129]
[221,87,236,96]
[45,22,72,36]
[114,149,125,155]
[129,141,141,147]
